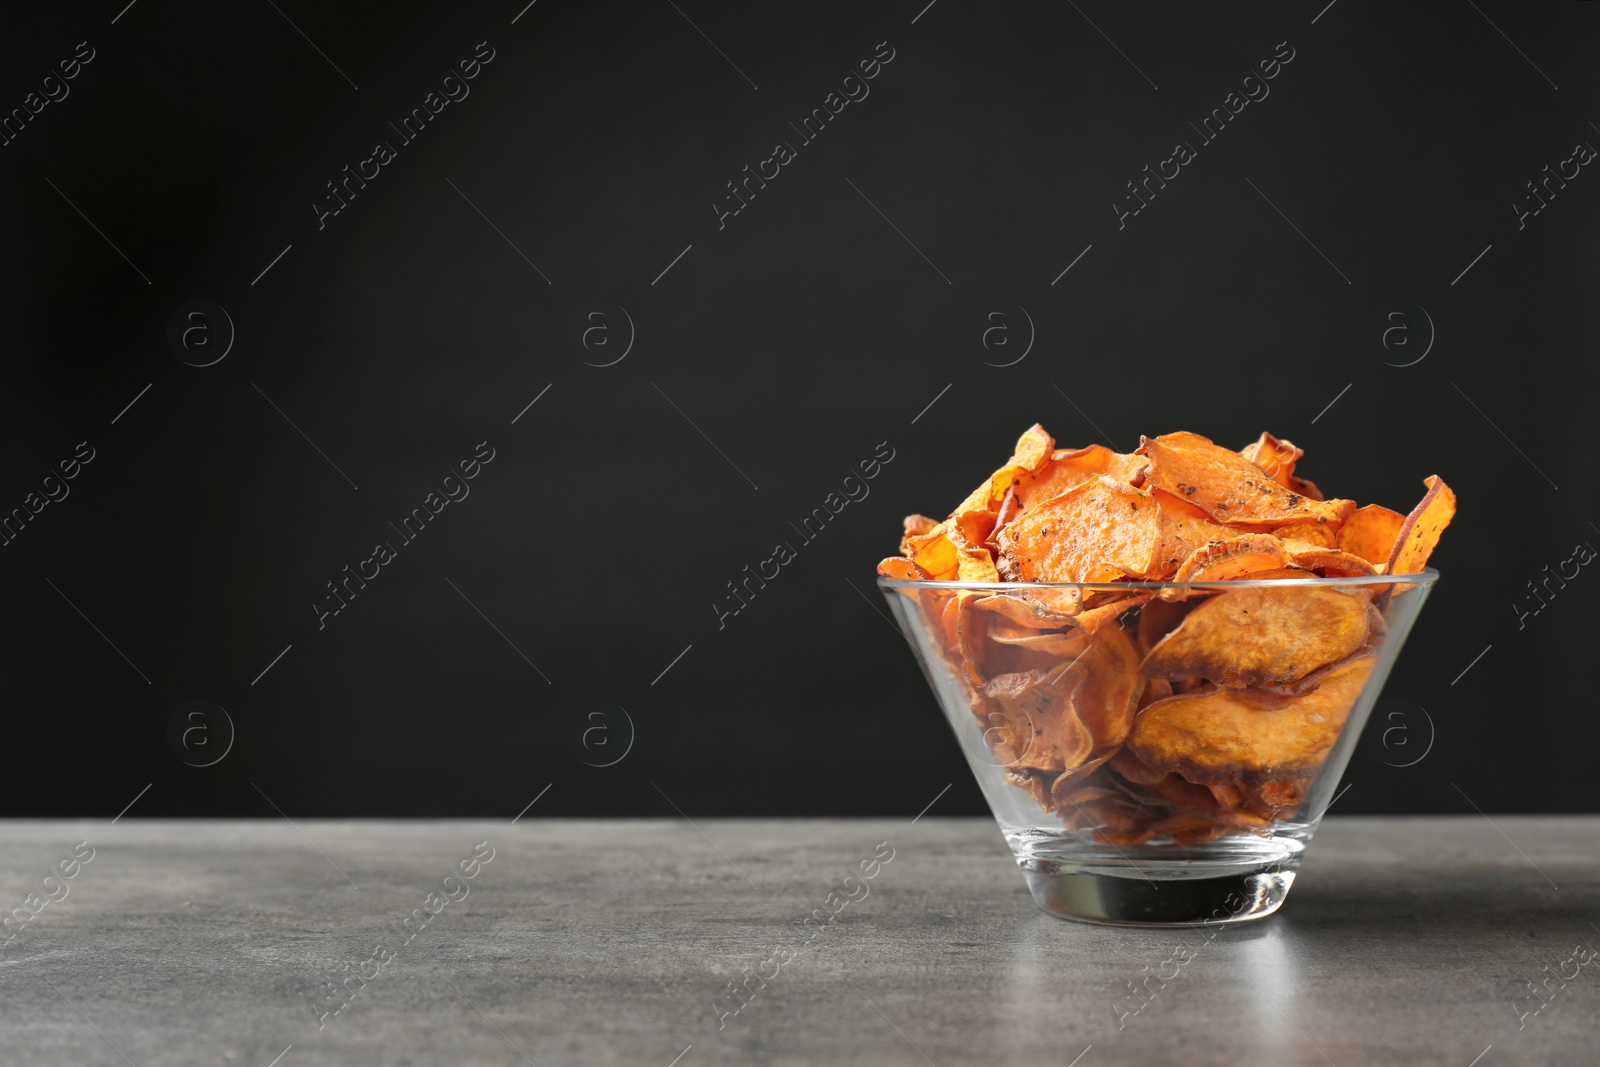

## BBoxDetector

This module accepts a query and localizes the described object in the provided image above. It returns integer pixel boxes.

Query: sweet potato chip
[1386,475,1456,575]
[974,590,1082,628]
[1012,444,1148,512]
[1152,503,1277,581]
[1279,539,1378,577]
[1060,762,1236,844]
[1142,771,1222,813]
[951,592,989,688]
[1072,622,1142,753]
[1151,487,1213,521]
[980,664,1096,774]
[1337,504,1405,566]
[1137,598,1195,654]
[1290,476,1325,501]
[902,514,939,543]
[1058,784,1151,835]
[1268,520,1338,548]
[1238,432,1303,485]
[1138,675,1174,709]
[1208,779,1245,810]
[1252,778,1309,817]
[1005,768,1056,810]
[1256,647,1375,696]
[1140,431,1352,529]
[1070,593,1153,634]
[902,519,960,580]
[1145,812,1230,846]
[938,426,1064,582]
[1128,654,1376,780]
[996,477,1164,584]
[947,512,1000,582]
[1007,424,1057,478]
[1229,567,1317,581]
[1142,585,1371,688]
[957,591,1044,686]
[1172,534,1292,584]
[985,487,1019,552]
[953,424,1056,520]
[1108,747,1170,786]
[1049,767,1164,831]
[987,625,1090,657]
[1209,777,1307,824]
[876,557,929,580]
[1238,431,1325,501]
[937,591,962,650]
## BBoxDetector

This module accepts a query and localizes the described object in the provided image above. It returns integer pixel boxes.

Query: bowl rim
[873,566,1439,592]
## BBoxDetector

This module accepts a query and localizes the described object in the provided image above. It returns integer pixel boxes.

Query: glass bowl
[878,570,1437,926]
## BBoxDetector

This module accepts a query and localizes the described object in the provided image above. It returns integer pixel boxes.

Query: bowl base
[1010,829,1303,926]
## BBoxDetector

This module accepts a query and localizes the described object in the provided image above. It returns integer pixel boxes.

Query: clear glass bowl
[879,571,1437,926]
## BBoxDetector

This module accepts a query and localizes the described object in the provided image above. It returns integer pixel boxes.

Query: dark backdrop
[3,1,1594,817]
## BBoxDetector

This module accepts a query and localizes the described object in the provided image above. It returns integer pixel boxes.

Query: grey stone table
[0,817,1595,1066]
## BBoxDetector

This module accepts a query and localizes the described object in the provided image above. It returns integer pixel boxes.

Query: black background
[3,1,1594,818]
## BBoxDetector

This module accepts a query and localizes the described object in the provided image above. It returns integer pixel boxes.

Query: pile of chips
[879,426,1454,845]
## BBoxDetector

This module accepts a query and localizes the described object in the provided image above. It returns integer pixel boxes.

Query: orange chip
[1385,475,1456,575]
[947,512,1000,582]
[938,425,1060,583]
[1239,431,1324,500]
[876,557,929,580]
[1255,647,1376,696]
[1139,675,1174,708]
[961,597,1105,686]
[1152,498,1282,581]
[1072,622,1142,754]
[1290,476,1325,501]
[1144,812,1229,846]
[1211,778,1309,825]
[985,486,1019,552]
[933,591,963,666]
[1140,431,1352,529]
[996,476,1164,583]
[1212,566,1316,582]
[979,664,1095,774]
[1238,432,1303,486]
[1278,539,1378,577]
[1004,768,1057,811]
[954,424,1056,519]
[1108,746,1169,786]
[1070,593,1152,633]
[1136,597,1195,654]
[902,519,960,580]
[1006,424,1057,479]
[1151,487,1213,521]
[974,591,1082,628]
[1143,772,1223,814]
[1337,504,1405,566]
[1012,444,1148,512]
[1141,584,1372,688]
[1268,520,1338,548]
[1057,775,1151,834]
[1128,654,1376,780]
[976,622,1141,785]
[955,591,1014,687]
[1171,534,1292,584]
[987,625,1091,657]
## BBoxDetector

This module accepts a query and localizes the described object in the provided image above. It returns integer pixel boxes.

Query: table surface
[0,816,1594,1066]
